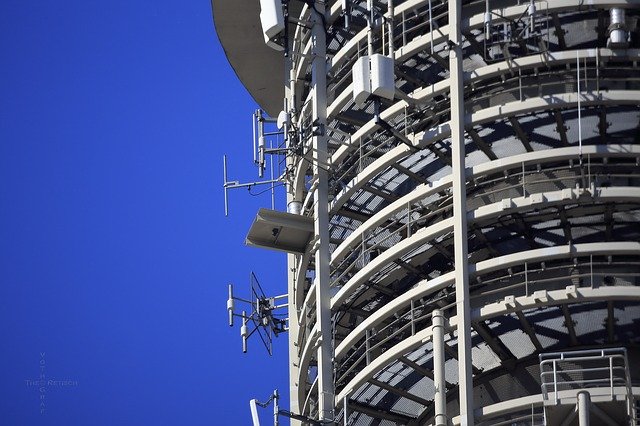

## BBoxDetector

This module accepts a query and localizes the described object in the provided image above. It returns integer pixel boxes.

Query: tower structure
[213,0,640,424]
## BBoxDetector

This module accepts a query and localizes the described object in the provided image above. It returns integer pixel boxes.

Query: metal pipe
[432,310,447,426]
[577,391,591,426]
[429,0,435,54]
[273,389,279,426]
[287,200,302,214]
[342,0,350,29]
[252,111,257,164]
[608,8,627,48]
[343,396,348,426]
[270,142,275,209]
[577,52,582,162]
[367,0,374,56]
[387,0,394,59]
[223,155,229,216]
[484,0,491,40]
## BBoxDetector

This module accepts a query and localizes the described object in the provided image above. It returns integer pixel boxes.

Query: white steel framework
[213,0,640,424]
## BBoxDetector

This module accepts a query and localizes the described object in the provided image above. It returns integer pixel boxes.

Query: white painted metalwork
[213,0,640,424]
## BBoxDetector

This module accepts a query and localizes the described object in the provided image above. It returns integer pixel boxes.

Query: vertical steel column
[310,2,335,422]
[577,391,591,426]
[448,0,474,424]
[432,310,447,426]
[285,45,303,425]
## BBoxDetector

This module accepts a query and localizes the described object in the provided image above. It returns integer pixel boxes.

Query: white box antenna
[352,56,371,105]
[370,54,395,100]
[259,0,285,51]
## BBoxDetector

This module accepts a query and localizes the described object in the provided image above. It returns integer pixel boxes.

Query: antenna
[250,399,261,426]
[223,109,294,216]
[249,389,323,426]
[257,109,266,178]
[250,390,278,426]
[482,0,550,62]
[226,272,288,355]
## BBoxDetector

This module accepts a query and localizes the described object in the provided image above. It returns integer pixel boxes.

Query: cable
[303,0,330,39]
[248,182,286,196]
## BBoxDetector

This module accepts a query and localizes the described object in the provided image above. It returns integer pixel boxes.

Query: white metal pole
[429,0,434,55]
[285,46,303,426]
[344,396,348,426]
[270,141,275,209]
[448,0,474,423]
[311,2,335,422]
[223,155,229,216]
[577,52,582,162]
[367,0,374,56]
[274,389,279,426]
[577,391,591,426]
[432,310,447,426]
[387,0,394,59]
[253,110,258,164]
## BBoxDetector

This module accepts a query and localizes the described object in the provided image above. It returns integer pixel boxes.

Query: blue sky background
[0,1,291,424]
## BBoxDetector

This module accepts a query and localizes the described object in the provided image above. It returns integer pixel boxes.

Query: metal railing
[540,348,636,421]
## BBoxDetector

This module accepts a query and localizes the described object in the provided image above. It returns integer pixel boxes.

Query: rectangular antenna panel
[370,54,395,100]
[352,55,371,105]
[259,0,285,51]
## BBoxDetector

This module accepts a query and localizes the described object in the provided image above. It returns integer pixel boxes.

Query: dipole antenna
[223,109,293,216]
[226,272,288,355]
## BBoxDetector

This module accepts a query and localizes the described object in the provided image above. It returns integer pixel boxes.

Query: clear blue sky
[0,1,290,424]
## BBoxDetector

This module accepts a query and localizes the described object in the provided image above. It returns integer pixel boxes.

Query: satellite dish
[276,111,288,130]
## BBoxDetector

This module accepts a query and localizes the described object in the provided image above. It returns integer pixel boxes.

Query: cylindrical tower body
[214,0,640,424]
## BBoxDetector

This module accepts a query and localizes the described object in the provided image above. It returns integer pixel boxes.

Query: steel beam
[310,2,334,422]
[347,400,414,424]
[448,0,474,423]
[369,378,431,406]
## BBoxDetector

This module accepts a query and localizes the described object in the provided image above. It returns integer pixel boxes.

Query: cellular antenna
[222,109,293,216]
[249,389,323,426]
[226,272,288,355]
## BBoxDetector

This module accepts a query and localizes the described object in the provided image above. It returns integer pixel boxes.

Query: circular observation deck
[215,0,640,424]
